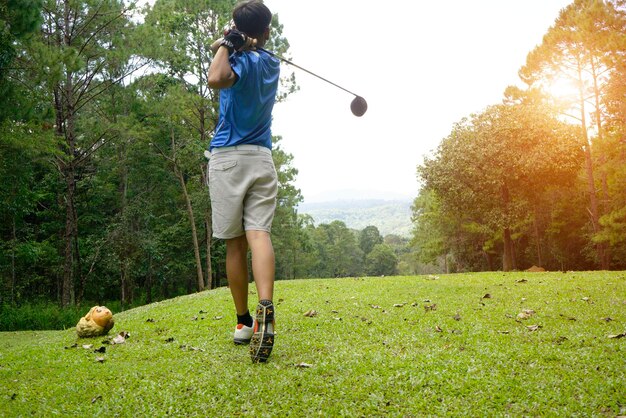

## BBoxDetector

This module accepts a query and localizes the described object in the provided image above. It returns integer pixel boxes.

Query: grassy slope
[1,272,625,417]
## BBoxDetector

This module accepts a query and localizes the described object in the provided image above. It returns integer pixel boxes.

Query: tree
[519,0,626,269]
[0,0,43,121]
[364,244,397,276]
[358,225,383,257]
[308,221,363,278]
[419,99,582,271]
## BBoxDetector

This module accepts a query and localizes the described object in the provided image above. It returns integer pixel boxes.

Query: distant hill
[298,198,414,237]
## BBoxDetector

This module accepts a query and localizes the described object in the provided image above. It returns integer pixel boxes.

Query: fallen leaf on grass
[303,309,317,317]
[370,305,382,309]
[424,304,437,312]
[526,325,542,331]
[555,336,568,344]
[426,275,439,280]
[516,279,528,283]
[64,343,78,349]
[453,313,461,321]
[517,309,536,320]
[482,293,492,299]
[213,316,223,320]
[111,334,126,345]
[607,332,626,339]
[82,344,93,350]
[146,318,155,323]
[393,303,406,308]
[91,395,102,403]
[559,314,576,321]
[165,337,175,343]
[601,317,613,322]
[180,345,205,352]
[95,357,105,363]
[498,330,510,334]
[94,346,106,353]
[435,325,443,332]
[191,316,198,321]
[295,362,312,368]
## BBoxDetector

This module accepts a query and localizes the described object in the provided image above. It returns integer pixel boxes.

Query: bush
[0,301,125,331]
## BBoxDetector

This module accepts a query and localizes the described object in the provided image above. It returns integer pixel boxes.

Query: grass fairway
[1,272,625,416]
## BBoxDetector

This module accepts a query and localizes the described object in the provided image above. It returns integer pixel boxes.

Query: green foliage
[359,225,383,256]
[1,272,624,415]
[364,243,397,276]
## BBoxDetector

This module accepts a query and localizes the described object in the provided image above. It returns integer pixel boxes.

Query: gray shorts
[208,145,278,239]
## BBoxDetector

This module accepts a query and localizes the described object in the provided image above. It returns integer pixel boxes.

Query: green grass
[1,272,625,416]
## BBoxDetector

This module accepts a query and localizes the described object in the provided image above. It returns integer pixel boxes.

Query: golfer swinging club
[207,0,278,363]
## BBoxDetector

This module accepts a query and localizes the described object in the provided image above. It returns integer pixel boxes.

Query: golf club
[257,47,367,117]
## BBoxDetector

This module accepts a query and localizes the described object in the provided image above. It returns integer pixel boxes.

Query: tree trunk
[533,206,543,268]
[205,216,213,289]
[502,227,514,272]
[577,61,607,270]
[175,166,204,291]
[146,252,153,304]
[10,216,16,305]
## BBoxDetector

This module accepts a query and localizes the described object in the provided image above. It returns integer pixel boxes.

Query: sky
[262,0,573,203]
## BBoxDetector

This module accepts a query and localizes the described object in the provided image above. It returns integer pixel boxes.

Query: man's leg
[226,234,249,315]
[245,230,274,301]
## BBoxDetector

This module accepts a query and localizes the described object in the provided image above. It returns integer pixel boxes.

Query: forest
[0,0,625,318]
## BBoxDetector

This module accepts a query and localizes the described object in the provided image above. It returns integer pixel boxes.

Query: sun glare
[542,76,578,102]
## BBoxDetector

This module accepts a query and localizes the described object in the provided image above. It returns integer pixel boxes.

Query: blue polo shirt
[210,50,280,150]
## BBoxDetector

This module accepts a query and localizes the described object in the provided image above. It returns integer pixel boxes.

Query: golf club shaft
[258,47,359,98]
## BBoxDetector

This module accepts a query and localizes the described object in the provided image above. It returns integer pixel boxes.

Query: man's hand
[220,29,257,54]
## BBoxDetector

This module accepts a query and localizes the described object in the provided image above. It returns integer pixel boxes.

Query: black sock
[237,311,253,328]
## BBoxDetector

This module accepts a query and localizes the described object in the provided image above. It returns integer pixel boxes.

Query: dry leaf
[601,317,613,322]
[295,362,313,368]
[111,334,126,345]
[526,325,541,331]
[82,344,93,350]
[453,313,461,321]
[393,303,406,308]
[146,318,155,323]
[498,330,510,334]
[95,356,105,363]
[370,305,382,309]
[91,395,102,403]
[424,304,437,312]
[516,279,528,283]
[303,309,317,317]
[559,314,576,321]
[517,309,536,320]
[191,316,198,321]
[482,293,492,299]
[435,325,443,332]
[607,332,626,339]
[213,316,223,320]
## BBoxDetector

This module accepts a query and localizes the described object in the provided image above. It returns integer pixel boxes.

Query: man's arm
[208,46,237,89]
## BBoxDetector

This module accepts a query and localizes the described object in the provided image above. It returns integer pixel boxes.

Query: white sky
[263,0,572,203]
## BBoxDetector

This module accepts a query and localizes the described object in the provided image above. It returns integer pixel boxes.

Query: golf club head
[351,96,367,117]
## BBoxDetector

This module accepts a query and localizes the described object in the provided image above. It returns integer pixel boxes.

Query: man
[207,0,279,363]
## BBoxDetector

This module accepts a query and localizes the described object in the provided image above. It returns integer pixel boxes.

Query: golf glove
[220,29,253,54]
